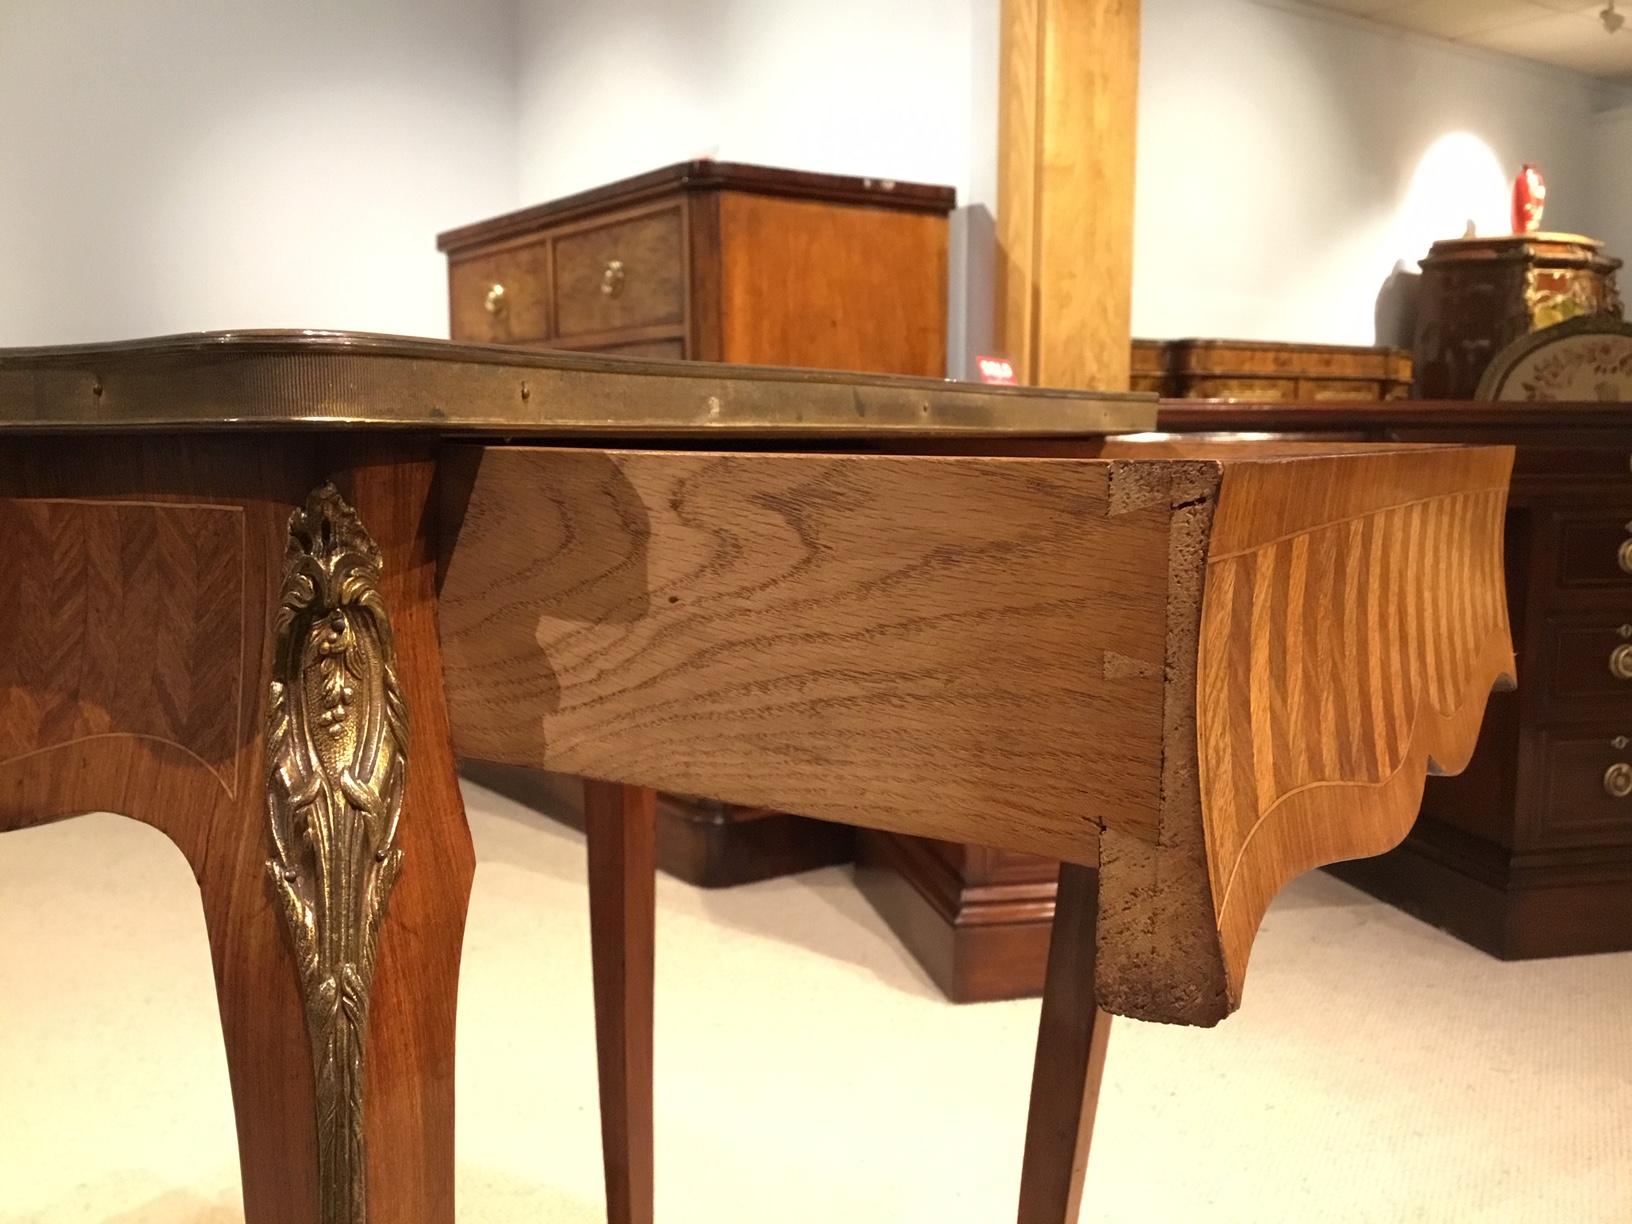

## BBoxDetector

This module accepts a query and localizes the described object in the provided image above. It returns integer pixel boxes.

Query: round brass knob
[601,259,626,298]
[484,283,507,316]
[1618,538,1632,575]
[1612,644,1632,680]
[1606,763,1632,799]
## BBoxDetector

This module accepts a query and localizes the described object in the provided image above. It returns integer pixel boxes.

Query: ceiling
[1292,0,1632,85]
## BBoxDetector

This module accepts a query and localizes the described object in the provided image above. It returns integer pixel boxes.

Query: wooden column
[997,6,1138,1214]
[997,0,1140,390]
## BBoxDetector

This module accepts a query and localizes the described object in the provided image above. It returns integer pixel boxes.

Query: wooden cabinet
[1132,338,1412,401]
[1413,234,1623,399]
[438,160,951,372]
[1158,400,1632,961]
[440,160,953,891]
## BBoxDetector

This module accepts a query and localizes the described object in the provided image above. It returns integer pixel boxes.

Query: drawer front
[553,207,685,338]
[1554,514,1632,591]
[1543,615,1632,706]
[1533,729,1632,845]
[449,240,551,343]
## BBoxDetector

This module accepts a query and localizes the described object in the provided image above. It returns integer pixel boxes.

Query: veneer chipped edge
[1098,459,1232,1027]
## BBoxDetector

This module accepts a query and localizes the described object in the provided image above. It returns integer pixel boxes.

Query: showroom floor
[1,777,1627,1223]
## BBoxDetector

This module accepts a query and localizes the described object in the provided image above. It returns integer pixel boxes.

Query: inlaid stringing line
[1342,516,1367,778]
[1248,547,1278,812]
[1205,488,1509,921]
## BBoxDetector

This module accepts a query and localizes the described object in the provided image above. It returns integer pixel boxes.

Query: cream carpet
[1,777,1628,1223]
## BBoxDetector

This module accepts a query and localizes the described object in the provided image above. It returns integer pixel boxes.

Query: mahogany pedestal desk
[0,332,1514,1224]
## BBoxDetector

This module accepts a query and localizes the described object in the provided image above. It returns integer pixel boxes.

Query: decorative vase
[1512,164,1546,234]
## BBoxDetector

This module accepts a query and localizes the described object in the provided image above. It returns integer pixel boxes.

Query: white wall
[512,0,1631,358]
[1134,0,1630,345]
[513,0,1000,374]
[1591,103,1632,277]
[5,0,1627,353]
[513,0,990,208]
[0,0,517,345]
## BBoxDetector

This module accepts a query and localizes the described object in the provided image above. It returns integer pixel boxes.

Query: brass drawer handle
[601,259,626,298]
[1619,538,1632,575]
[1606,763,1632,799]
[484,283,507,316]
[1612,644,1632,680]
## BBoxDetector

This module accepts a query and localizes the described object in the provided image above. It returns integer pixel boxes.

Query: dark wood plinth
[853,831,1054,1001]
[1328,811,1632,960]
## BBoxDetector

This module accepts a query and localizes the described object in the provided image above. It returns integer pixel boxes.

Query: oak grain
[439,446,1171,867]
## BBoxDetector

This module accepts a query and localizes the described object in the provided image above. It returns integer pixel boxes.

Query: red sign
[975,355,1017,385]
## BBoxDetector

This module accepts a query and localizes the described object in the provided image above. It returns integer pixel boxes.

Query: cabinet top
[1422,232,1622,271]
[436,159,957,254]
[1156,398,1632,432]
[0,329,1151,437]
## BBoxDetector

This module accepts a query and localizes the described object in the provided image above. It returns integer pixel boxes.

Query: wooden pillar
[997,0,1140,390]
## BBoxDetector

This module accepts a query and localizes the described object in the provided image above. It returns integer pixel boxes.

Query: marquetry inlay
[0,497,245,795]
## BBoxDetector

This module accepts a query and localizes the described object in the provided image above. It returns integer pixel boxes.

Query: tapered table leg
[585,780,657,1224]
[1017,863,1112,1224]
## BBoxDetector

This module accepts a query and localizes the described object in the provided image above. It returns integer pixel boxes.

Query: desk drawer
[448,240,552,343]
[1542,615,1632,707]
[1553,513,1632,591]
[1533,729,1632,845]
[553,207,685,339]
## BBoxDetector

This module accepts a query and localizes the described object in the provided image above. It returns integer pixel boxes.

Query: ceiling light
[1605,2,1626,34]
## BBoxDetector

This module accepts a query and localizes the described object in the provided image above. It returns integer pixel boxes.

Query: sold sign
[975,355,1017,385]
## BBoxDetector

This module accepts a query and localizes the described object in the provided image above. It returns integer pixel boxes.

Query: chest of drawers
[438,159,953,372]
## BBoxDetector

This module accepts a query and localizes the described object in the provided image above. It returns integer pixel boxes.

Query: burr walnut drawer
[448,240,552,344]
[1551,513,1632,591]
[552,207,685,339]
[1533,729,1632,845]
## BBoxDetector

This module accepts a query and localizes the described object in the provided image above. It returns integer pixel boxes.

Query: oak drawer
[1532,729,1632,846]
[553,207,685,339]
[448,240,552,343]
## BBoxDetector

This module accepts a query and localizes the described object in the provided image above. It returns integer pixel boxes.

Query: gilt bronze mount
[265,483,408,1224]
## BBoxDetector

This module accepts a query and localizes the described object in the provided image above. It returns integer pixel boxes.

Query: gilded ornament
[265,483,408,1224]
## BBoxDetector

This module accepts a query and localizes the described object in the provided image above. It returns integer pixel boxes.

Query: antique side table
[0,332,1514,1224]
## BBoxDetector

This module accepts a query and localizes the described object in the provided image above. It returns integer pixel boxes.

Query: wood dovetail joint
[265,483,409,1224]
